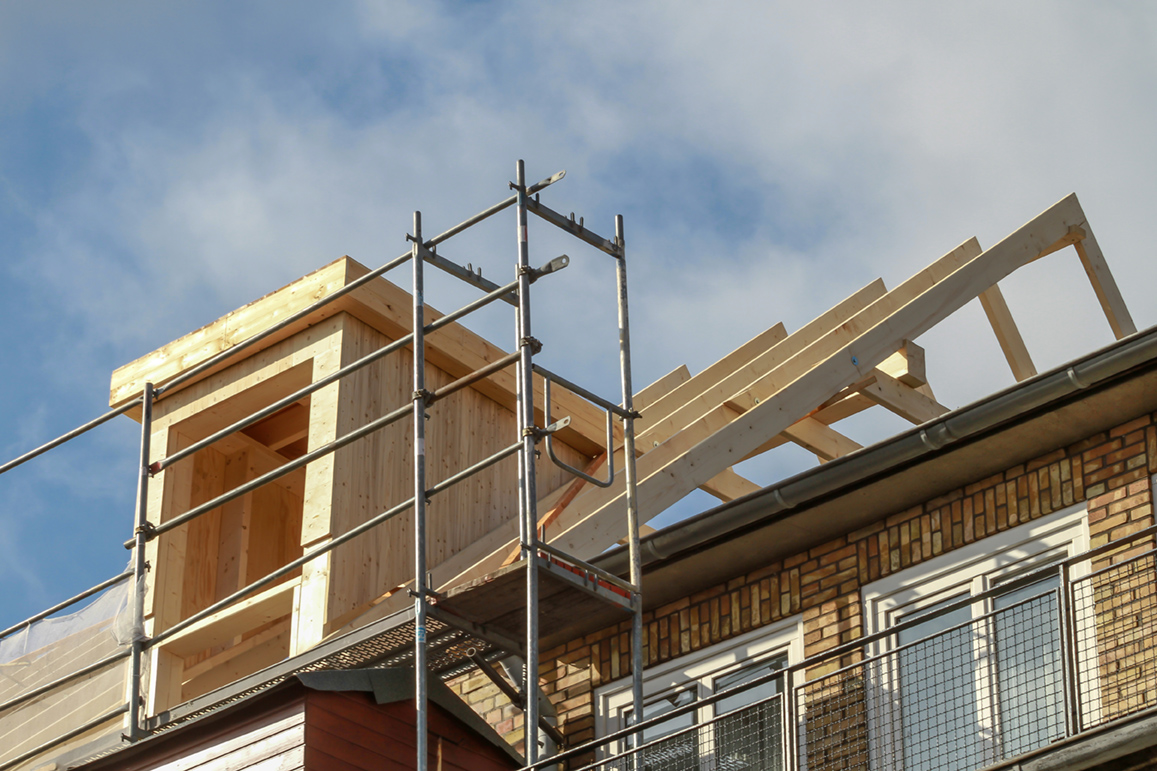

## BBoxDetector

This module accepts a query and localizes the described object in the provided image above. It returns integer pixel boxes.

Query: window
[597,617,802,771]
[863,504,1089,771]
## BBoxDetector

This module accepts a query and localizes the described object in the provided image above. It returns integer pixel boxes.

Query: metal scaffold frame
[0,160,644,771]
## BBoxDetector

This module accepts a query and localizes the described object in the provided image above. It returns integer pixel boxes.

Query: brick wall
[450,413,1157,759]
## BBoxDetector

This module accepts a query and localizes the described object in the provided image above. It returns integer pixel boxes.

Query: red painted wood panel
[303,690,518,771]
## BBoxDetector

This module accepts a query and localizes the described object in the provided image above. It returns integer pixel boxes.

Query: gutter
[595,324,1157,576]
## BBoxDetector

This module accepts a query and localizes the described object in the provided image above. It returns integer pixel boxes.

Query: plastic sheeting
[0,570,141,770]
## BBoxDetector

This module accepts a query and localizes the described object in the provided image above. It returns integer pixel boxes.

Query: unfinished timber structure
[0,168,1141,771]
[0,162,648,770]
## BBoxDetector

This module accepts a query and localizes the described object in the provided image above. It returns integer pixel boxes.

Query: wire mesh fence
[580,694,784,771]
[575,529,1157,771]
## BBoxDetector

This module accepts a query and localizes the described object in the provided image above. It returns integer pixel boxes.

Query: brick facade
[452,413,1157,759]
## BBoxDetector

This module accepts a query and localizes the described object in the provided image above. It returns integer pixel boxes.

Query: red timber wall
[452,411,1157,757]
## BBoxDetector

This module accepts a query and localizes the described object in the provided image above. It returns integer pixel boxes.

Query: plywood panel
[323,314,589,630]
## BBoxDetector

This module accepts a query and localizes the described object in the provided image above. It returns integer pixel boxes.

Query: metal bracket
[407,587,441,602]
[519,336,543,355]
[543,376,615,488]
[412,388,431,403]
[524,417,570,442]
[526,255,570,283]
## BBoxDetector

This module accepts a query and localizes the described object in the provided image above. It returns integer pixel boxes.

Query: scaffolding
[0,160,644,771]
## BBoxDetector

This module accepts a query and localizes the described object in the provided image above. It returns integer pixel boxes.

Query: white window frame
[862,503,1094,769]
[596,615,803,766]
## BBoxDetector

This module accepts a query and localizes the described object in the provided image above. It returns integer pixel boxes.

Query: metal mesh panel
[583,695,784,771]
[1071,549,1157,731]
[562,538,1157,771]
[796,591,1064,771]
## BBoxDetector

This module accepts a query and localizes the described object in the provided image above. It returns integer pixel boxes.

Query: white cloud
[2,0,1156,625]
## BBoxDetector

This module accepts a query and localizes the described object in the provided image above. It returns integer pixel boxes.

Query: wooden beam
[877,341,927,388]
[1072,230,1137,340]
[699,467,763,502]
[242,401,310,452]
[739,342,930,461]
[639,321,791,431]
[979,283,1036,381]
[180,619,291,681]
[634,365,692,413]
[1029,225,1086,262]
[636,279,890,451]
[739,346,938,463]
[547,194,1088,561]
[855,371,949,425]
[159,578,297,658]
[781,417,863,461]
[618,524,656,546]
[110,258,352,407]
[210,431,307,499]
[701,238,975,426]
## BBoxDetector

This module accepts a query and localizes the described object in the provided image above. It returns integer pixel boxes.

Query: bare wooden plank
[639,322,790,431]
[635,278,898,451]
[181,620,292,682]
[243,401,310,452]
[699,467,763,502]
[1073,230,1137,340]
[781,417,863,461]
[878,341,927,388]
[161,578,297,658]
[181,628,291,703]
[979,283,1036,381]
[855,371,949,425]
[634,365,692,413]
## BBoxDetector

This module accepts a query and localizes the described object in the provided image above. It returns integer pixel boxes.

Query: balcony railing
[545,525,1157,771]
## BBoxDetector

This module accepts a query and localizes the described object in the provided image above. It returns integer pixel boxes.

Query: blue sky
[1,2,1155,631]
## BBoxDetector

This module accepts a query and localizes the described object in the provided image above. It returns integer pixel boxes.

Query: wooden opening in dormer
[154,361,312,701]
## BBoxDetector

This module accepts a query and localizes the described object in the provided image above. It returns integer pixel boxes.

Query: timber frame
[347,192,1136,650]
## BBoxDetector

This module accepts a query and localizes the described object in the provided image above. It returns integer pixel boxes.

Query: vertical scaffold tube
[412,212,429,771]
[127,382,153,741]
[615,215,646,732]
[515,160,541,765]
